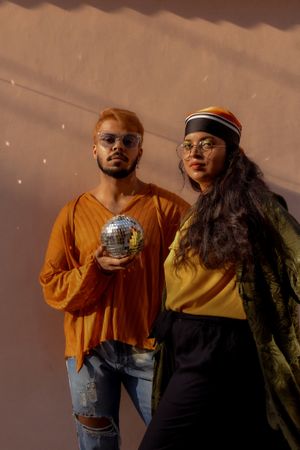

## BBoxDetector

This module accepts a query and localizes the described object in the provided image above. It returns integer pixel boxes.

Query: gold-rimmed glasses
[177,138,225,160]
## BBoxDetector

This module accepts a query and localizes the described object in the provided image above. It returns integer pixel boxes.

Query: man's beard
[96,154,139,179]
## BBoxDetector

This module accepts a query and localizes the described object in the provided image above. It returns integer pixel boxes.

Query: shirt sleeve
[39,203,114,313]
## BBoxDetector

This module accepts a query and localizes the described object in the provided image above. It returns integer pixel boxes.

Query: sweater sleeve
[39,203,114,313]
[279,211,300,303]
[268,199,300,303]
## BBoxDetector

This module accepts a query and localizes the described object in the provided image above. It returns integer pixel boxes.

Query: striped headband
[184,106,242,146]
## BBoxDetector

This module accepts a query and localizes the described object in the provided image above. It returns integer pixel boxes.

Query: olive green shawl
[238,201,300,449]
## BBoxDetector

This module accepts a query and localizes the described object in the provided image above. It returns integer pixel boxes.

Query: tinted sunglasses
[98,132,142,149]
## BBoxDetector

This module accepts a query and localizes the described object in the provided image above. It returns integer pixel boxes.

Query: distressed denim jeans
[66,341,154,450]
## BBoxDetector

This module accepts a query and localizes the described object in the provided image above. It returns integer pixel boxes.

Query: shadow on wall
[2,0,300,29]
[270,183,300,221]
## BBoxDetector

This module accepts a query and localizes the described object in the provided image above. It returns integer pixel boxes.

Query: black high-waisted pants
[139,312,289,450]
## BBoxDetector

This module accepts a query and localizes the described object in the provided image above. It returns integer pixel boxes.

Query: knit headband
[184,106,242,146]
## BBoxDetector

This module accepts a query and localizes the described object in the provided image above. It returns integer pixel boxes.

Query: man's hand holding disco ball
[94,246,136,274]
[94,215,144,274]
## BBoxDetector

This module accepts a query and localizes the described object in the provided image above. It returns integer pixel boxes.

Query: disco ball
[100,215,144,258]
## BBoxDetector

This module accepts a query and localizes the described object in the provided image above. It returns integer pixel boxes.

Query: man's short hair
[93,108,144,144]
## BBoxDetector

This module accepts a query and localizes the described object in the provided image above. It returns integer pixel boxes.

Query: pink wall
[1,1,299,449]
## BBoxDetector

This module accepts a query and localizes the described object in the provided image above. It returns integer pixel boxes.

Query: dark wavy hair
[174,144,289,274]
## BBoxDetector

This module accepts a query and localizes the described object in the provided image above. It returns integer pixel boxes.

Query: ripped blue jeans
[66,341,154,450]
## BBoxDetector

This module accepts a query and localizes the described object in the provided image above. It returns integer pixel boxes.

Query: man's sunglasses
[98,133,142,149]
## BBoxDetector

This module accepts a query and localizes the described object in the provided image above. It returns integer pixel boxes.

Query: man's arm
[39,205,114,313]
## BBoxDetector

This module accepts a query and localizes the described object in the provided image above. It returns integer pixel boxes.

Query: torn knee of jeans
[76,415,115,431]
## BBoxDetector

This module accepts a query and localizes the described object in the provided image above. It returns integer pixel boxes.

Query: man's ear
[138,147,143,160]
[92,144,97,158]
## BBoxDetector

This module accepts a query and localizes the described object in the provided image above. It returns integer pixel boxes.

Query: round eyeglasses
[176,139,225,160]
[98,132,142,150]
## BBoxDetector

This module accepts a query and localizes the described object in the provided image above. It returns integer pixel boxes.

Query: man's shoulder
[149,183,190,207]
[56,193,88,219]
[67,192,88,207]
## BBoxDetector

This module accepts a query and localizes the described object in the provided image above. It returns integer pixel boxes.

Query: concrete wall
[0,1,299,449]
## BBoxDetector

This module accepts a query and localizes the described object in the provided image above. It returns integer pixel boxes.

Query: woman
[139,107,300,450]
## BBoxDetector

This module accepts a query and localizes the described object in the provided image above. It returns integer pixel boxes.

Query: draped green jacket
[152,198,300,449]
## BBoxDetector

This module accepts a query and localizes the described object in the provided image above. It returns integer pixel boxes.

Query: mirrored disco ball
[100,215,144,258]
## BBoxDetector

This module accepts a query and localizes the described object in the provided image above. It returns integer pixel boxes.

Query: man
[39,108,189,450]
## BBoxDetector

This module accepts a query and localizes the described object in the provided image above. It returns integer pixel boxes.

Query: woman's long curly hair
[174,144,289,274]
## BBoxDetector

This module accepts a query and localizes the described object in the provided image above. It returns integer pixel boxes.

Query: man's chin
[101,168,131,179]
[97,155,139,179]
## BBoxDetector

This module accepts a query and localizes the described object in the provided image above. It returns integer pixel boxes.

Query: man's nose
[112,137,124,150]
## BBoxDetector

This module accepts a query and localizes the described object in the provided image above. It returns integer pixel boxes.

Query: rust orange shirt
[39,184,189,369]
